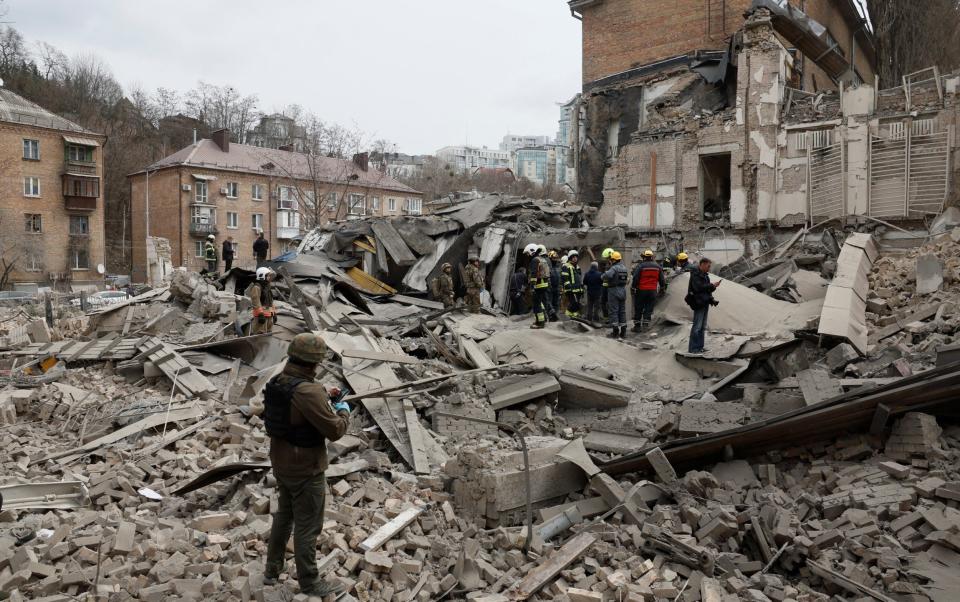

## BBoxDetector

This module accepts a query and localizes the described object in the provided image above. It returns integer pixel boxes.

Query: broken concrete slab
[679,400,750,435]
[916,253,945,295]
[488,372,560,410]
[557,369,632,410]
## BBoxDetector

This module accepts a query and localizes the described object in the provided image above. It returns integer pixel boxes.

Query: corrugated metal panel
[808,142,844,222]
[869,127,949,218]
[908,130,949,216]
[62,135,100,147]
[868,135,907,218]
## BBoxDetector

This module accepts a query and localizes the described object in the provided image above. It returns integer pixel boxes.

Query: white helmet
[207,234,215,240]
[523,243,539,256]
[568,250,579,258]
[256,267,272,281]
[560,255,568,264]
[537,244,547,256]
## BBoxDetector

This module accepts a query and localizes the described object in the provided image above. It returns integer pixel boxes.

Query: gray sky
[7,0,583,155]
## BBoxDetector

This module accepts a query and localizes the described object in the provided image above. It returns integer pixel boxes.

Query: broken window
[699,153,731,222]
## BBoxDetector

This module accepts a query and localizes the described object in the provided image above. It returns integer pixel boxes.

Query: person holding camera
[686,257,721,354]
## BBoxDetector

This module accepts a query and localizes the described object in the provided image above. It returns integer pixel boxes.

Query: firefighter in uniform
[675,251,694,274]
[525,243,551,329]
[463,255,485,313]
[603,251,629,339]
[247,267,277,334]
[203,234,218,274]
[600,247,616,323]
[562,250,584,318]
[262,333,350,598]
[632,249,667,331]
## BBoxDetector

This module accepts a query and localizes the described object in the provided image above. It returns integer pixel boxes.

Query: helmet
[643,249,654,258]
[256,267,272,281]
[568,250,579,258]
[677,252,689,261]
[537,244,547,256]
[288,333,327,364]
[548,250,559,260]
[601,248,615,259]
[523,243,539,256]
[611,251,622,261]
[441,262,452,270]
[468,254,478,262]
[207,234,215,240]
[560,255,568,264]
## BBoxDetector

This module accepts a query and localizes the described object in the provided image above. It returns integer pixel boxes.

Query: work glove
[258,315,267,324]
[710,300,720,307]
[333,400,351,414]
[327,386,342,398]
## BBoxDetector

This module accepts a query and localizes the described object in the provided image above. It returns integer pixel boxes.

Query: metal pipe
[433,411,533,555]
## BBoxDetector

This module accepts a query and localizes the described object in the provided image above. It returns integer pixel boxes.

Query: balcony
[277,226,301,240]
[189,222,218,236]
[64,159,97,176]
[65,197,97,211]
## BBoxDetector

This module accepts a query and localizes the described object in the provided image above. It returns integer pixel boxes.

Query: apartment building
[129,129,423,280]
[0,88,106,289]
[435,145,512,173]
[499,134,552,153]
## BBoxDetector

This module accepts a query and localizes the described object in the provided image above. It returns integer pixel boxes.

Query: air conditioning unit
[181,184,192,192]
[220,187,229,195]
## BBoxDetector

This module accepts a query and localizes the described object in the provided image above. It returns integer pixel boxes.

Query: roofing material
[0,88,98,135]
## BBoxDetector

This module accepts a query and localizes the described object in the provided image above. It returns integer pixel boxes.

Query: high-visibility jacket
[562,262,583,293]
[529,256,551,289]
[204,241,217,262]
[632,260,666,292]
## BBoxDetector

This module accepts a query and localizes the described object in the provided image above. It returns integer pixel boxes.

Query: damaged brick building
[569,0,960,262]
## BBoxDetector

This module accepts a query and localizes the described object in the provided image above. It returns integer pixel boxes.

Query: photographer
[685,257,721,355]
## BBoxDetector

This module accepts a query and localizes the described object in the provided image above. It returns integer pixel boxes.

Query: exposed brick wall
[129,166,424,281]
[1,123,106,286]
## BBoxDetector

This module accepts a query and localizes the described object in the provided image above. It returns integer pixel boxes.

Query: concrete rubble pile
[3,208,960,601]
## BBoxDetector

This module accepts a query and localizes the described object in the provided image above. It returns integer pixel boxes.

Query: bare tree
[866,0,960,86]
[185,81,260,142]
[35,41,68,80]
[0,26,26,72]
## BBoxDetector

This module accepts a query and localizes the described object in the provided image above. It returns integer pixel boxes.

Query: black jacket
[222,241,234,259]
[510,271,526,297]
[687,270,717,309]
[253,237,269,259]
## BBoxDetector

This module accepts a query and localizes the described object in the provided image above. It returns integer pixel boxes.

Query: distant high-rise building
[436,145,512,172]
[499,134,552,153]
[556,95,581,188]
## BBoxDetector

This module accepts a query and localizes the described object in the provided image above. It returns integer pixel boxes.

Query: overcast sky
[7,0,583,155]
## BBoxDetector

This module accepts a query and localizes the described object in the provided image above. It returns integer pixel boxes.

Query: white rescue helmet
[560,255,568,264]
[568,250,579,258]
[523,243,539,256]
[255,267,272,281]
[207,234,215,240]
[537,244,547,256]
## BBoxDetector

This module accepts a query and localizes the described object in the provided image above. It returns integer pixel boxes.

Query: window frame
[71,246,90,270]
[387,198,397,212]
[24,213,42,233]
[326,191,338,212]
[69,215,89,236]
[194,180,209,204]
[195,241,204,257]
[22,138,39,161]
[66,144,94,163]
[23,176,40,197]
[25,252,43,272]
[226,182,239,199]
[252,183,264,201]
[348,193,366,216]
[226,211,239,229]
[371,196,380,212]
[405,197,422,215]
[252,213,264,231]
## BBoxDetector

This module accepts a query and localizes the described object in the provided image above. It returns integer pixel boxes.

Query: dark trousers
[547,287,558,318]
[224,257,233,272]
[266,472,326,589]
[585,292,601,321]
[607,292,626,327]
[635,290,657,323]
[689,306,710,353]
[565,292,582,317]
[600,287,609,320]
[510,294,527,315]
[256,256,267,268]
[205,260,217,274]
[532,287,549,324]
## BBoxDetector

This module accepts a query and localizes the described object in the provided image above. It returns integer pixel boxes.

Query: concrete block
[916,253,944,295]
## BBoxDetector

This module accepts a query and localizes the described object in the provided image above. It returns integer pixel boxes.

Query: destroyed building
[569,0,960,265]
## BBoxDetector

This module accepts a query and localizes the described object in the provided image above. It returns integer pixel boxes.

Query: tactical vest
[263,376,324,448]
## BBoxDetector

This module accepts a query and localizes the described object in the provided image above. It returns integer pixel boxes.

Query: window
[25,252,42,272]
[277,186,295,210]
[387,198,397,212]
[23,139,39,160]
[252,183,264,201]
[252,213,263,230]
[348,194,366,216]
[66,145,93,162]
[326,192,338,211]
[24,213,42,233]
[195,241,204,257]
[226,211,238,229]
[65,176,99,197]
[371,196,380,212]
[226,182,239,198]
[71,247,90,270]
[194,180,208,203]
[280,211,299,228]
[190,206,215,224]
[23,176,40,197]
[69,215,89,235]
[405,198,422,215]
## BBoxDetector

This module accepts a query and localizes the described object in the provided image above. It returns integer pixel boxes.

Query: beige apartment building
[0,89,106,289]
[129,129,424,280]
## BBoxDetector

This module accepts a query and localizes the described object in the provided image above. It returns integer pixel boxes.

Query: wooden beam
[341,365,506,403]
[371,220,417,266]
[403,400,429,474]
[340,349,421,365]
[505,532,598,600]
[358,506,425,552]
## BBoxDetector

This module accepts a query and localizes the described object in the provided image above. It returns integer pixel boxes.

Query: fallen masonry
[3,202,960,600]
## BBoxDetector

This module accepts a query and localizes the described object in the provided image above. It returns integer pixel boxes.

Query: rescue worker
[263,333,350,597]
[562,250,584,318]
[463,255,485,313]
[222,236,235,272]
[602,251,628,339]
[675,251,694,274]
[632,249,666,331]
[248,267,277,334]
[583,261,603,322]
[509,266,528,315]
[437,263,455,308]
[525,243,551,329]
[203,234,218,274]
[687,257,721,354]
[545,247,560,321]
[253,230,270,268]
[600,247,616,323]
